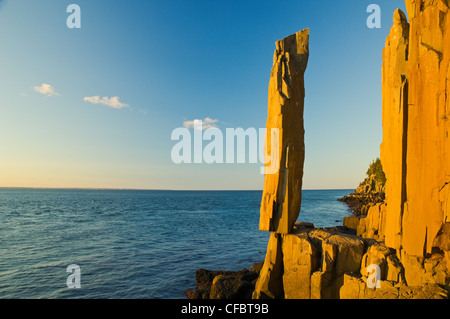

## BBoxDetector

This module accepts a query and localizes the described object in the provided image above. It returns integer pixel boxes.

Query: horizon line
[0,186,356,192]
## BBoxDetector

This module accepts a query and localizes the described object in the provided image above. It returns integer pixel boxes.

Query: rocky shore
[252,222,449,299]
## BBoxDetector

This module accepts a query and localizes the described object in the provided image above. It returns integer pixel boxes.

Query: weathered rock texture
[380,8,410,252]
[253,224,366,299]
[354,203,387,242]
[253,222,449,299]
[381,1,450,259]
[259,29,309,234]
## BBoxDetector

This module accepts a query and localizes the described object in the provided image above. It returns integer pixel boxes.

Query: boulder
[186,266,260,299]
[360,241,405,284]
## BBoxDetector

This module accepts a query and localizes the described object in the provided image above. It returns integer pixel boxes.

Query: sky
[0,0,407,190]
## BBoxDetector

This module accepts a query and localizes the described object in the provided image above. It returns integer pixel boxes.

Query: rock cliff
[343,0,450,292]
[382,0,450,259]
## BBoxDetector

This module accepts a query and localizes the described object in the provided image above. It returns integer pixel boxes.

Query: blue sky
[0,0,406,190]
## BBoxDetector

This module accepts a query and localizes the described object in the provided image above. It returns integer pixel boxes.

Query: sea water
[0,189,352,299]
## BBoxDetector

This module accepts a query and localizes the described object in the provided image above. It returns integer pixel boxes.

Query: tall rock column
[380,9,410,251]
[259,29,309,234]
[254,29,309,299]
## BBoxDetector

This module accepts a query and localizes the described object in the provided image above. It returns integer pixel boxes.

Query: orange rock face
[259,29,309,234]
[381,0,450,257]
[381,9,410,251]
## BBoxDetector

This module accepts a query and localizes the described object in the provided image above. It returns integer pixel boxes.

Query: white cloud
[183,117,219,130]
[33,83,59,96]
[83,96,129,109]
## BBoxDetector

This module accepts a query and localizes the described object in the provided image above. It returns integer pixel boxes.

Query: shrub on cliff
[361,158,386,188]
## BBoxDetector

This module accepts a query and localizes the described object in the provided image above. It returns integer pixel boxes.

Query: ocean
[0,188,353,299]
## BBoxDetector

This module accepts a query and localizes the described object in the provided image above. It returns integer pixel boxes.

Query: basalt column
[382,0,450,258]
[259,29,309,234]
[380,9,410,251]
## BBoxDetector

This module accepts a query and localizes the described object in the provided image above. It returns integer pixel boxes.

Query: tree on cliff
[359,158,386,190]
[338,158,386,216]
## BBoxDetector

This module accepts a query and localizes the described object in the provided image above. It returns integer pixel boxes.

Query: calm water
[0,189,352,299]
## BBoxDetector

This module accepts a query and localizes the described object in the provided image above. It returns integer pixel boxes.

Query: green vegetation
[359,158,386,188]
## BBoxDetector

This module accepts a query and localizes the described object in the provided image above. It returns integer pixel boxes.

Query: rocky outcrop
[185,264,262,299]
[340,237,449,299]
[259,29,309,234]
[253,223,366,299]
[338,159,386,216]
